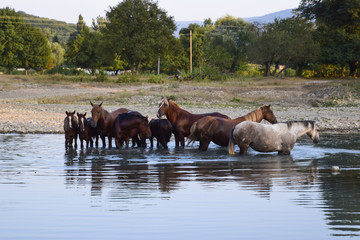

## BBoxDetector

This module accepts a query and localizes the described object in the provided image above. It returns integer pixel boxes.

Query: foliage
[204,15,257,73]
[298,0,360,77]
[0,8,51,72]
[117,74,140,83]
[103,0,176,73]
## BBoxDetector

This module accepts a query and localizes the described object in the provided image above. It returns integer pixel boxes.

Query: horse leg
[199,139,210,151]
[239,144,249,155]
[150,137,154,148]
[108,136,113,148]
[160,136,168,148]
[74,135,78,148]
[174,134,180,147]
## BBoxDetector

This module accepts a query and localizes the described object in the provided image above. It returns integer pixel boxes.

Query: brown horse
[64,111,78,148]
[77,112,99,148]
[187,105,277,151]
[90,102,129,148]
[228,120,319,155]
[157,98,230,147]
[114,112,152,148]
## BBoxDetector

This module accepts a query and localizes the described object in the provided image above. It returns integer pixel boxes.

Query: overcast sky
[1,0,301,25]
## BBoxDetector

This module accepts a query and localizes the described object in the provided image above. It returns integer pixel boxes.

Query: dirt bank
[0,75,359,134]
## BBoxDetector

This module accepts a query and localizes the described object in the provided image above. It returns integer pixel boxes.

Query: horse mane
[241,107,263,122]
[282,120,315,129]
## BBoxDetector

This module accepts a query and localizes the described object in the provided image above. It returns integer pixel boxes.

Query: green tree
[20,24,51,72]
[248,17,320,77]
[204,15,256,72]
[298,0,360,77]
[0,8,24,72]
[103,0,176,73]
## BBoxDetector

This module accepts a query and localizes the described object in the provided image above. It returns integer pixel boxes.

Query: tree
[298,0,360,77]
[248,17,320,77]
[0,8,24,72]
[20,24,51,72]
[204,15,256,72]
[0,8,51,73]
[103,0,176,73]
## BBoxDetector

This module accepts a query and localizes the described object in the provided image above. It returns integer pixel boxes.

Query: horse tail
[186,121,198,146]
[228,127,236,155]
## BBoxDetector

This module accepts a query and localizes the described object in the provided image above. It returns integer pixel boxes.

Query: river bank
[0,75,359,134]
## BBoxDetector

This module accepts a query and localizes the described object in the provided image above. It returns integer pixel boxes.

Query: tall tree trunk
[349,61,358,78]
[264,62,271,77]
[271,62,279,76]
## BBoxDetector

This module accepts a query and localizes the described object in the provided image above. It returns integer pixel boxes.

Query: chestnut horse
[64,111,78,148]
[77,112,99,148]
[187,105,277,151]
[114,112,152,148]
[157,97,230,147]
[90,102,129,148]
[228,120,320,155]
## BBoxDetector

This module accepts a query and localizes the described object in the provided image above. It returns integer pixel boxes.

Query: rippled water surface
[1,134,360,240]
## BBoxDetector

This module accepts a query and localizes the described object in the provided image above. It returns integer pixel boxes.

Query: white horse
[228,120,320,155]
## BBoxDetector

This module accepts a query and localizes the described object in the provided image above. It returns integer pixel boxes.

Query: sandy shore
[0,76,359,134]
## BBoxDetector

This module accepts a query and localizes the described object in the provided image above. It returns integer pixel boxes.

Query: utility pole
[190,30,192,73]
[157,55,160,75]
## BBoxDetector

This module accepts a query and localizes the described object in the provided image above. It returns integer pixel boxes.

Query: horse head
[157,97,169,118]
[65,111,76,129]
[306,121,320,144]
[77,112,87,132]
[90,101,103,128]
[261,104,277,124]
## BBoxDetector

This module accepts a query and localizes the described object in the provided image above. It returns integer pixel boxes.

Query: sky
[0,0,301,25]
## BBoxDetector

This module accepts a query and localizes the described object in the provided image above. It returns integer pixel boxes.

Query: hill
[243,9,294,24]
[18,11,77,43]
[175,9,295,36]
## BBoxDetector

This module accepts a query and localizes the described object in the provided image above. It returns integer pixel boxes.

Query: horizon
[0,0,300,26]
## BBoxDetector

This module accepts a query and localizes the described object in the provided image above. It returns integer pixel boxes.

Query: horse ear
[72,111,76,115]
[99,102,103,107]
[65,111,68,115]
[90,101,94,106]
[84,112,87,117]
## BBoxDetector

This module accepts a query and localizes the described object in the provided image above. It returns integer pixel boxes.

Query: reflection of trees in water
[320,171,360,237]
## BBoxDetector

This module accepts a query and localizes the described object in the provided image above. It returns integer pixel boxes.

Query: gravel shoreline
[0,77,359,134]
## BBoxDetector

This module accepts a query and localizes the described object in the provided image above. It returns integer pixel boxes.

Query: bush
[147,74,165,84]
[117,74,140,83]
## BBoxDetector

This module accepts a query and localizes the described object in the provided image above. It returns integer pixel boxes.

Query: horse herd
[64,97,320,155]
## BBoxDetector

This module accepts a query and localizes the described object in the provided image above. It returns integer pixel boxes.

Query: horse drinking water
[157,97,230,147]
[228,120,320,155]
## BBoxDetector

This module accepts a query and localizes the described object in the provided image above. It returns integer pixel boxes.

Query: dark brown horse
[149,119,172,148]
[77,112,99,148]
[157,97,230,147]
[90,102,129,148]
[64,111,78,148]
[187,105,277,151]
[114,112,152,148]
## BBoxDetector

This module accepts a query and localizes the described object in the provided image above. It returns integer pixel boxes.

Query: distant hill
[18,11,77,43]
[175,9,295,37]
[243,9,295,24]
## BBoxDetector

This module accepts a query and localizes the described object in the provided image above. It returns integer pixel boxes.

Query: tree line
[1,0,359,78]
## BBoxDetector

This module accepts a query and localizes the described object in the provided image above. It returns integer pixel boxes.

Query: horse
[187,105,277,151]
[77,112,99,148]
[90,102,129,148]
[114,112,152,148]
[64,111,78,148]
[228,120,320,155]
[149,119,172,148]
[157,97,230,147]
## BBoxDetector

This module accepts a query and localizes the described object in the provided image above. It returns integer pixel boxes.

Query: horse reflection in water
[228,120,320,155]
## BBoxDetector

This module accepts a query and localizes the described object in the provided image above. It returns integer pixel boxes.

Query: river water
[1,133,360,240]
